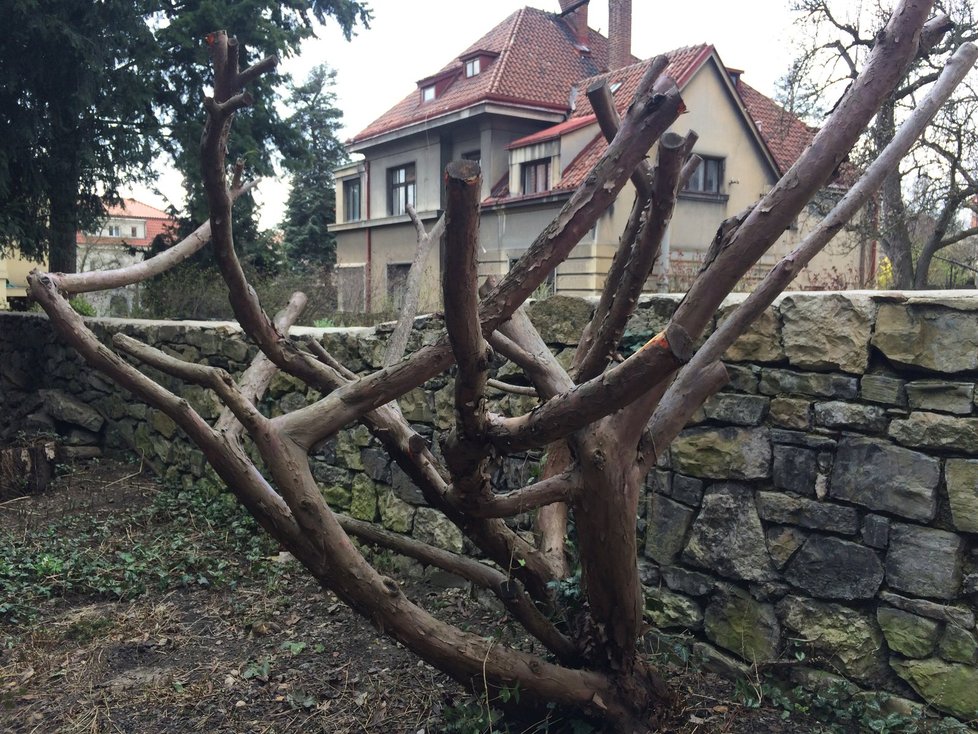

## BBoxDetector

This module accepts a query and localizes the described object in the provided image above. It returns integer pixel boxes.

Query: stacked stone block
[2,291,978,720]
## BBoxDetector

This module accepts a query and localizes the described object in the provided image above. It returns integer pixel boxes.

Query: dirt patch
[0,459,950,733]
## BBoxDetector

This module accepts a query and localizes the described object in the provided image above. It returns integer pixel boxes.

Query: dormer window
[421,85,436,103]
[521,159,550,195]
[465,58,480,78]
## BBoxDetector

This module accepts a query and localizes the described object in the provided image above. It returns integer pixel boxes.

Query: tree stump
[0,440,57,499]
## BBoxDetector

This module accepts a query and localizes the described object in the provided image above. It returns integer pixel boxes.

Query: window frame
[421,85,436,103]
[108,225,121,237]
[682,156,724,196]
[520,158,550,195]
[464,58,480,78]
[388,164,417,217]
[343,178,362,222]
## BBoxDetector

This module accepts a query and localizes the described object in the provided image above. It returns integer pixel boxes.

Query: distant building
[0,198,175,313]
[74,198,175,316]
[331,0,871,312]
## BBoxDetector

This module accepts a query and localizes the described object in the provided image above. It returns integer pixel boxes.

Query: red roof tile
[507,114,596,149]
[569,45,714,119]
[106,199,171,220]
[735,79,817,176]
[351,7,621,145]
[526,50,816,199]
[76,198,176,249]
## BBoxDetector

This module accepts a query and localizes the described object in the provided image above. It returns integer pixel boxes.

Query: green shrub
[68,296,97,317]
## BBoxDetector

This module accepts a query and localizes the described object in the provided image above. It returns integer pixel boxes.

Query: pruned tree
[27,5,976,731]
[782,0,978,288]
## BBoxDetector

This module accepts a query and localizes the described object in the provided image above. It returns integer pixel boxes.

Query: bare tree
[783,0,978,288]
[27,6,975,730]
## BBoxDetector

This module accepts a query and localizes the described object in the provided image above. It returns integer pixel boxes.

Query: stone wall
[2,292,978,721]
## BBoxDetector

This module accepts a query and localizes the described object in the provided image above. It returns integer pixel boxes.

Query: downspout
[365,160,372,312]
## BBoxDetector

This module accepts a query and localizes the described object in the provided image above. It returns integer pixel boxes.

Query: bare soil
[0,459,831,733]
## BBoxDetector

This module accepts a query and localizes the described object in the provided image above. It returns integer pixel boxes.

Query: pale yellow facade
[334,52,869,311]
[0,250,46,310]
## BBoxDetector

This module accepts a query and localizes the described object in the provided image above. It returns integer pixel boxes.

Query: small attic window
[421,85,436,103]
[465,58,481,78]
[610,82,623,94]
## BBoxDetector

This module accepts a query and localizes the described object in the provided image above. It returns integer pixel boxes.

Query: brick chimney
[558,0,590,48]
[608,0,632,69]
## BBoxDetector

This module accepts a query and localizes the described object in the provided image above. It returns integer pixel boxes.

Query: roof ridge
[108,198,172,219]
[488,7,525,95]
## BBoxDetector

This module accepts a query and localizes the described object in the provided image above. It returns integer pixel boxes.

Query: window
[521,159,550,195]
[421,85,436,102]
[336,265,366,312]
[388,164,416,216]
[131,226,138,237]
[683,156,723,195]
[108,225,121,237]
[465,58,480,77]
[343,178,362,221]
[462,150,481,164]
[387,263,411,310]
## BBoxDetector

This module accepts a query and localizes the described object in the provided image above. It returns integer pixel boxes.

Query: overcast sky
[128,0,799,227]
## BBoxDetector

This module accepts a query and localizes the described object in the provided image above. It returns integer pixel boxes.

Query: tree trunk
[27,12,972,733]
[574,424,648,672]
[913,195,962,288]
[48,180,79,274]
[874,99,916,289]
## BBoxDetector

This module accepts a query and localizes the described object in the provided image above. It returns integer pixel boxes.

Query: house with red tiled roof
[1,198,175,312]
[76,198,174,254]
[74,198,176,316]
[330,0,871,311]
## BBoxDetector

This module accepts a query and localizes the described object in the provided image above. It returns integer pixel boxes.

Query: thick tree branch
[336,514,578,662]
[382,204,445,366]
[26,273,305,552]
[486,323,694,454]
[575,132,686,382]
[495,306,575,400]
[670,0,939,345]
[49,179,257,294]
[457,469,579,518]
[215,292,308,439]
[652,40,977,448]
[112,332,269,439]
[642,361,730,462]
[442,160,493,506]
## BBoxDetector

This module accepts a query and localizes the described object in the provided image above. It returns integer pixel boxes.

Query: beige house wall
[336,59,869,310]
[334,219,442,313]
[1,250,46,309]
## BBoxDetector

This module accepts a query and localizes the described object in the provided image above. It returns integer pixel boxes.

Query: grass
[0,476,281,629]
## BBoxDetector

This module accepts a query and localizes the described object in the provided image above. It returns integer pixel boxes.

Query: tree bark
[47,179,79,274]
[26,15,972,733]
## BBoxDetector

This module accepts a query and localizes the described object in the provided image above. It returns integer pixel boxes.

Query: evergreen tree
[0,0,370,273]
[281,65,347,268]
[0,0,160,272]
[153,2,369,237]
